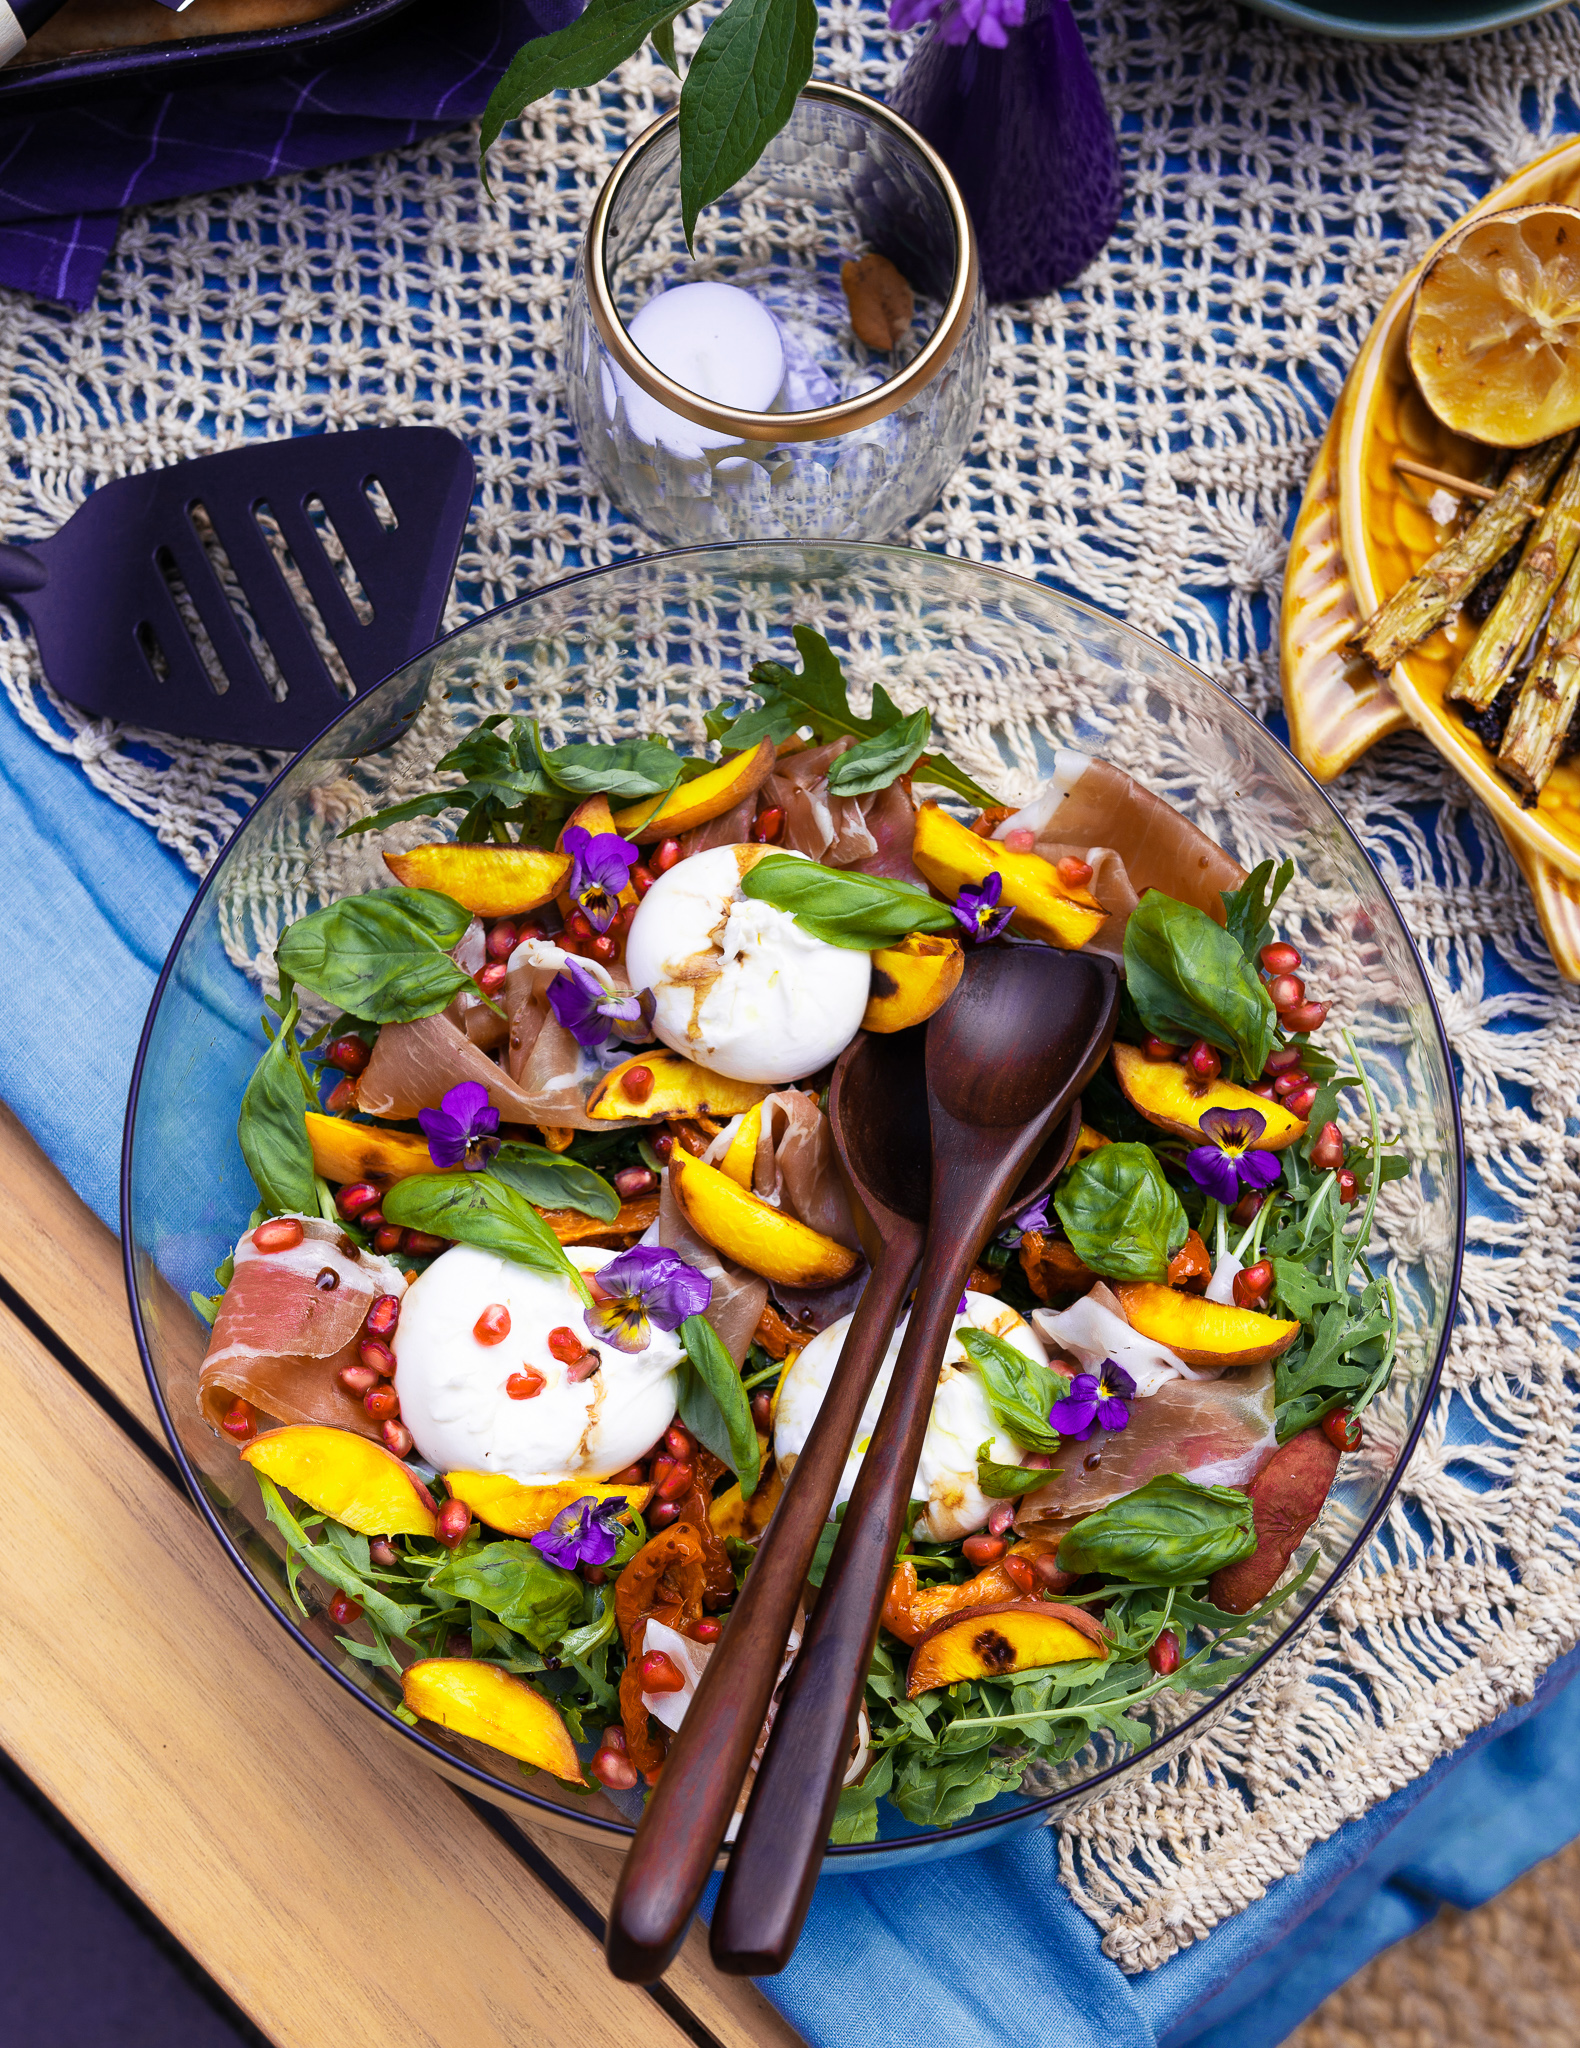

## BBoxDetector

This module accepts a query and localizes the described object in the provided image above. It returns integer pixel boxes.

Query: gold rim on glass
[584,81,981,446]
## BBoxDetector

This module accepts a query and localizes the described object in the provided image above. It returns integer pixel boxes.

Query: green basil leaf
[254,1475,427,1642]
[1053,1141,1188,1285]
[1220,857,1295,965]
[339,791,462,839]
[529,723,686,802]
[1123,891,1277,1080]
[826,706,933,796]
[1056,1473,1258,1585]
[479,0,685,165]
[491,1143,621,1222]
[678,1312,760,1496]
[651,12,680,71]
[425,1541,584,1651]
[739,852,957,949]
[955,1326,1065,1455]
[277,889,476,1024]
[237,992,318,1216]
[382,1170,586,1291]
[677,0,817,246]
[975,1442,1054,1499]
[908,753,999,807]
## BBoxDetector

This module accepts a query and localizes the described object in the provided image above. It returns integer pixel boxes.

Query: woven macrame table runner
[10,0,1580,1977]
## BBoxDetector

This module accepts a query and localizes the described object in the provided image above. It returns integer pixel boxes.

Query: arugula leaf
[677,1313,760,1496]
[1220,858,1294,965]
[1054,1142,1188,1284]
[1056,1473,1257,1584]
[1271,1256,1340,1323]
[956,1326,1064,1455]
[829,1751,893,1845]
[678,0,817,247]
[976,1442,1055,1499]
[889,1743,1024,1828]
[237,990,318,1216]
[826,706,933,797]
[382,1171,586,1292]
[479,0,686,170]
[1123,891,1278,1080]
[425,1542,584,1652]
[491,1142,620,1222]
[255,1476,427,1642]
[277,889,476,1024]
[739,853,958,949]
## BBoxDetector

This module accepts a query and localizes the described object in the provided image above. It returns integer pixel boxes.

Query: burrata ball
[622,843,870,1084]
[773,1292,1047,1541]
[392,1244,679,1482]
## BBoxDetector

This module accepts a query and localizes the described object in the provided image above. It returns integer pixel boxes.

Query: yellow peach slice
[443,1473,651,1538]
[610,737,778,842]
[719,1102,764,1188]
[585,1049,770,1122]
[1114,1283,1300,1367]
[381,843,570,917]
[709,1458,784,1541]
[401,1659,582,1781]
[911,803,1107,950]
[556,795,639,921]
[1111,1043,1307,1150]
[306,1112,434,1187]
[241,1424,437,1537]
[669,1150,859,1288]
[1071,1122,1109,1163]
[906,1601,1107,1697]
[862,931,964,1032]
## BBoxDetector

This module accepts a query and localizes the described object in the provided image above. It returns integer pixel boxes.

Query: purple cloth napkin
[0,0,577,307]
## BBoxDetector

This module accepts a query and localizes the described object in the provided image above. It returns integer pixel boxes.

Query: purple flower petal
[530,1494,627,1571]
[1198,1102,1267,1153]
[1097,1359,1136,1400]
[1239,1148,1284,1191]
[419,1081,500,1170]
[583,1244,713,1352]
[564,827,640,934]
[951,870,1014,945]
[1049,1397,1098,1439]
[1094,1395,1131,1433]
[1186,1145,1243,1205]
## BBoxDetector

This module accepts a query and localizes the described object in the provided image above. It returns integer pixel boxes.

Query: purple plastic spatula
[0,426,476,750]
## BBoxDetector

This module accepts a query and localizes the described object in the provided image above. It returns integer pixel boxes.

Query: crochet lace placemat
[9,0,1580,1975]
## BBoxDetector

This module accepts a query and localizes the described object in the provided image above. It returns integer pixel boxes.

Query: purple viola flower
[890,0,1025,47]
[547,956,656,1051]
[952,870,1014,944]
[1185,1104,1285,1207]
[584,1244,714,1354]
[530,1494,628,1572]
[563,825,640,934]
[417,1081,500,1171]
[1049,1358,1135,1441]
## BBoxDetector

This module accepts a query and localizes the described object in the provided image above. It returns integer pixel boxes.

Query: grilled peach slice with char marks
[911,802,1107,951]
[1111,1042,1307,1149]
[610,737,777,842]
[709,1457,784,1541]
[669,1150,859,1288]
[381,842,570,917]
[1114,1283,1299,1367]
[1071,1122,1109,1163]
[241,1424,437,1537]
[906,1600,1108,1696]
[443,1473,651,1538]
[306,1111,434,1187]
[862,931,964,1032]
[585,1049,770,1123]
[401,1659,582,1781]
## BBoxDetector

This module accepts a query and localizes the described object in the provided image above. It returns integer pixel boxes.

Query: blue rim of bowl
[120,537,1467,1862]
[1239,0,1567,40]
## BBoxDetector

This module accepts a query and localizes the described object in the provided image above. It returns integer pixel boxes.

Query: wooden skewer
[1393,455,1548,516]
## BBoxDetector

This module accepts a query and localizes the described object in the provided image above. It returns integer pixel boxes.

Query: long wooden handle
[604,1239,920,1983]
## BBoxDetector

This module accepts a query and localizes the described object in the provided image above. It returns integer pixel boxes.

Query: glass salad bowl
[123,541,1463,1875]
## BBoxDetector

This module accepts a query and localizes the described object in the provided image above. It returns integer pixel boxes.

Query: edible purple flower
[1185,1104,1284,1207]
[890,0,1025,47]
[1049,1359,1135,1441]
[583,1244,713,1354]
[952,871,1014,944]
[548,956,656,1051]
[418,1081,499,1171]
[563,825,640,934]
[531,1494,627,1571]
[998,1187,1053,1248]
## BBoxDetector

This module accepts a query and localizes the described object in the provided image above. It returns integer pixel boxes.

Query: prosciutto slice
[766,739,924,884]
[679,795,757,857]
[357,1010,548,1125]
[199,1217,406,1439]
[1014,1362,1280,1531]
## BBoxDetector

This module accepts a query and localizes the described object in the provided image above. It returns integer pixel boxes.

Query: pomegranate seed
[220,1397,256,1441]
[1032,1554,1070,1587]
[1142,1035,1179,1062]
[962,1532,1007,1568]
[619,1067,654,1109]
[474,1303,511,1345]
[608,1463,647,1485]
[987,1500,1016,1536]
[381,1419,414,1458]
[1284,1083,1318,1117]
[1002,1554,1037,1594]
[324,1033,372,1075]
[1272,1069,1309,1099]
[657,1461,694,1502]
[359,1338,395,1376]
[486,921,519,961]
[252,1217,305,1253]
[1232,1260,1274,1309]
[365,1384,400,1421]
[649,1500,682,1527]
[404,1232,448,1257]
[335,1180,381,1219]
[1249,1081,1278,1099]
[325,1077,359,1115]
[566,907,593,941]
[641,1650,686,1693]
[631,863,656,897]
[652,838,682,873]
[1148,1628,1182,1676]
[1310,1122,1345,1171]
[590,934,617,963]
[436,1499,471,1547]
[664,1423,695,1459]
[547,1326,585,1363]
[359,1208,386,1233]
[583,1565,607,1586]
[368,1536,399,1568]
[1260,941,1302,974]
[506,1369,546,1400]
[693,1618,722,1643]
[329,1591,362,1626]
[1336,1168,1359,1205]
[603,1725,629,1753]
[651,1455,676,1491]
[1265,1044,1305,1074]
[1186,1039,1221,1082]
[476,961,508,996]
[373,1225,404,1255]
[566,1348,602,1385]
[1230,1191,1266,1225]
[613,1165,658,1199]
[1002,828,1036,853]
[750,804,786,844]
[1267,973,1305,1010]
[1283,1000,1329,1034]
[1055,854,1094,888]
[339,1363,380,1395]
[591,1748,640,1791]
[1323,1409,1364,1452]
[366,1294,401,1339]
[750,1392,773,1432]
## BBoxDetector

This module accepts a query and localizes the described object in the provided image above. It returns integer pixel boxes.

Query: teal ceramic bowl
[1242,0,1566,39]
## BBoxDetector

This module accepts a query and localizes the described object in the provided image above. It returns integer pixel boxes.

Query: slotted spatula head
[0,426,475,749]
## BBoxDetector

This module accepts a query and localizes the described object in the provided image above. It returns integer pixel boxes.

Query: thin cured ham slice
[765,739,924,884]
[678,796,757,857]
[199,1217,406,1439]
[357,1010,548,1125]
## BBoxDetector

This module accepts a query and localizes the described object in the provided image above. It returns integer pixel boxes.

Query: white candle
[606,281,786,460]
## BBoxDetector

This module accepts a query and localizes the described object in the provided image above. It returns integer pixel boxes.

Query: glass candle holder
[564,84,988,546]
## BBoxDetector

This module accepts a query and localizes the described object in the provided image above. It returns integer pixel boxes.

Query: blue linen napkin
[0,0,574,308]
[4,682,1579,2048]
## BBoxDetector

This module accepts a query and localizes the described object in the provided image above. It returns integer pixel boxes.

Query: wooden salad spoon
[709,941,1119,1975]
[605,1016,1083,1984]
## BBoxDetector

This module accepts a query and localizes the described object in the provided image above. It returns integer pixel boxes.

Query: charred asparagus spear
[1356,434,1574,673]
[1448,446,1580,709]
[1497,548,1580,797]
